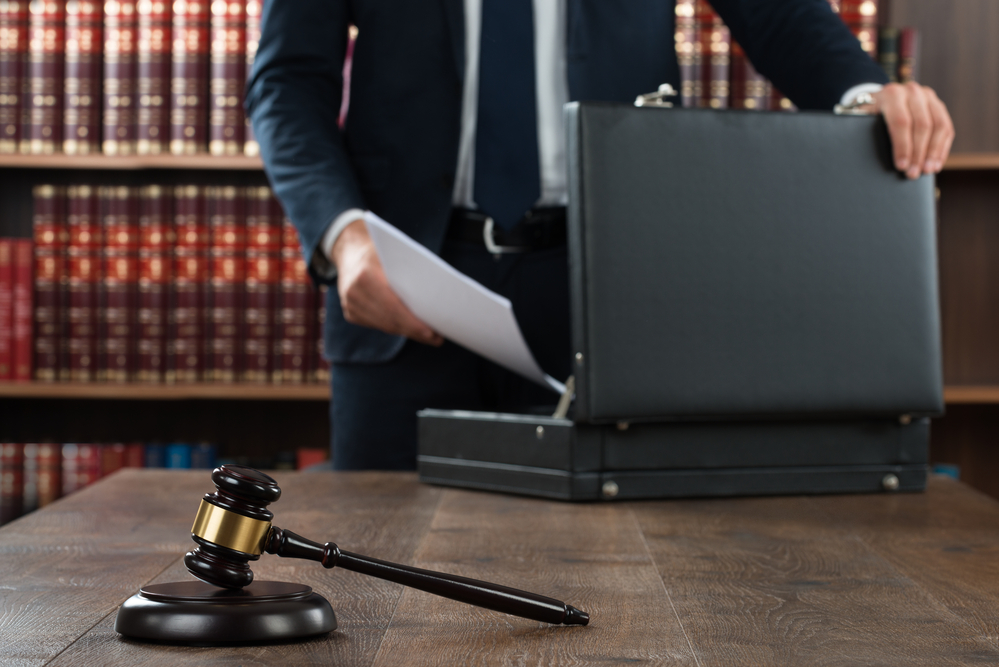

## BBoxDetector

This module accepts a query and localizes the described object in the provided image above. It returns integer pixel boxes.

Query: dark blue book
[190,443,217,469]
[145,443,166,468]
[166,443,192,469]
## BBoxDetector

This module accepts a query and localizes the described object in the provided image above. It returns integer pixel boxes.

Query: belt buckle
[483,217,527,257]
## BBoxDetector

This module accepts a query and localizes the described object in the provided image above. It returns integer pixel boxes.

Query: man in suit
[247,0,954,470]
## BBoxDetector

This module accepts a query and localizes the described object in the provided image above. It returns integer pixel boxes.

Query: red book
[696,0,729,110]
[11,238,32,381]
[67,185,101,382]
[242,186,279,382]
[0,0,28,153]
[0,239,11,380]
[63,0,102,155]
[32,185,65,381]
[22,442,38,512]
[99,186,139,382]
[124,442,144,466]
[898,27,919,84]
[243,0,259,155]
[20,0,64,154]
[137,184,171,381]
[103,0,138,155]
[839,0,878,58]
[275,219,313,384]
[296,447,327,470]
[729,41,769,111]
[101,442,126,475]
[168,184,207,382]
[170,0,209,154]
[36,442,61,507]
[209,0,244,155]
[136,0,171,154]
[0,442,24,523]
[207,185,244,382]
[674,0,699,109]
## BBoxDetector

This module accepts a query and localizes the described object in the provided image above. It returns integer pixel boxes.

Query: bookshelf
[0,155,264,171]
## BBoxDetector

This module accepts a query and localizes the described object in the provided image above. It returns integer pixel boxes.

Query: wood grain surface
[2,471,999,666]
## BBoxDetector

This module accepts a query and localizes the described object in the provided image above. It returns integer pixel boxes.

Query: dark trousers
[330,239,572,470]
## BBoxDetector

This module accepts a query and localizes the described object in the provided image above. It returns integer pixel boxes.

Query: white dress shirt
[318,0,881,274]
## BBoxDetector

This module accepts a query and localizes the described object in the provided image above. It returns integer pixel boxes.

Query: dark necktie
[474,0,540,230]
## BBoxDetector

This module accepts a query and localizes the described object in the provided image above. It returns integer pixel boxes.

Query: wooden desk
[2,471,998,665]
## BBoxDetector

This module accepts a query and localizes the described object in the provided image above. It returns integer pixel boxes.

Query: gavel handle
[265,527,588,626]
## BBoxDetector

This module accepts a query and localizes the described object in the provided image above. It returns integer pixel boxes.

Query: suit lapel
[440,0,464,82]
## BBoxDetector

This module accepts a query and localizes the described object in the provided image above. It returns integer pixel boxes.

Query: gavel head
[184,465,281,589]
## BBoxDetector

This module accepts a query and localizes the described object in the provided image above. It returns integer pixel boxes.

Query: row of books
[0,183,331,384]
[680,0,918,112]
[0,0,272,156]
[0,440,329,524]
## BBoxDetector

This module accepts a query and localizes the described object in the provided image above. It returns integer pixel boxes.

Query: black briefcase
[417,100,943,501]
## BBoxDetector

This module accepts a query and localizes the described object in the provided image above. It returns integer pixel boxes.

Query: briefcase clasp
[634,84,678,108]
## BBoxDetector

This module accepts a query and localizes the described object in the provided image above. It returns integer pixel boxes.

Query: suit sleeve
[709,0,889,110]
[245,0,364,281]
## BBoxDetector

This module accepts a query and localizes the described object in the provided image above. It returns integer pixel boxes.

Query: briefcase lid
[565,102,942,424]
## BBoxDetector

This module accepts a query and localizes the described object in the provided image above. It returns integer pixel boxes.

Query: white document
[364,212,566,395]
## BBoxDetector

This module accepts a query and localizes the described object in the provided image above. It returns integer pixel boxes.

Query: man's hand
[331,219,444,346]
[870,82,955,180]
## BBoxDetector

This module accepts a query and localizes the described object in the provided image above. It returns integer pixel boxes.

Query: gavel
[184,465,589,626]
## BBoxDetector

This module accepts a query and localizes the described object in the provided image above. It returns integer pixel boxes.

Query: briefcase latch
[634,84,678,108]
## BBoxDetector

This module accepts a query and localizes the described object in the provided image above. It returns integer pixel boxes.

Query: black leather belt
[447,207,567,254]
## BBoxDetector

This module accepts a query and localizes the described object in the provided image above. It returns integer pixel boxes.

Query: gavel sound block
[114,465,588,644]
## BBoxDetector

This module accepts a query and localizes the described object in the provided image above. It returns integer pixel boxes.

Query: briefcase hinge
[634,84,678,108]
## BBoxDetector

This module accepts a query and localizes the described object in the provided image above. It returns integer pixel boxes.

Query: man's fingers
[877,85,913,173]
[904,82,932,179]
[923,87,954,173]
[341,260,443,346]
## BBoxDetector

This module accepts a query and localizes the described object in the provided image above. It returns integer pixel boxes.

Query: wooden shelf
[0,382,328,400]
[0,154,264,170]
[943,153,999,171]
[1,382,995,405]
[942,385,999,404]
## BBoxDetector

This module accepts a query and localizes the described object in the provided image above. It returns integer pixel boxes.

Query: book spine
[697,0,729,110]
[209,0,244,155]
[101,441,125,475]
[66,184,100,382]
[207,185,244,382]
[674,0,698,109]
[22,442,37,512]
[11,238,32,380]
[0,0,28,153]
[242,0,259,155]
[166,442,191,468]
[63,0,101,155]
[136,0,170,154]
[275,218,313,384]
[20,0,64,154]
[65,442,101,490]
[137,183,170,382]
[144,441,164,466]
[729,40,768,111]
[124,441,144,466]
[877,27,899,83]
[103,0,138,155]
[190,441,215,468]
[0,442,24,524]
[168,184,207,382]
[100,185,139,382]
[897,27,919,84]
[242,185,277,382]
[0,239,11,380]
[32,184,65,381]
[839,0,878,58]
[170,0,209,155]
[769,85,795,112]
[36,441,60,507]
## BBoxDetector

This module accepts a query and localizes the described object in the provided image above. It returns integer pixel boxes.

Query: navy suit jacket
[246,0,888,366]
